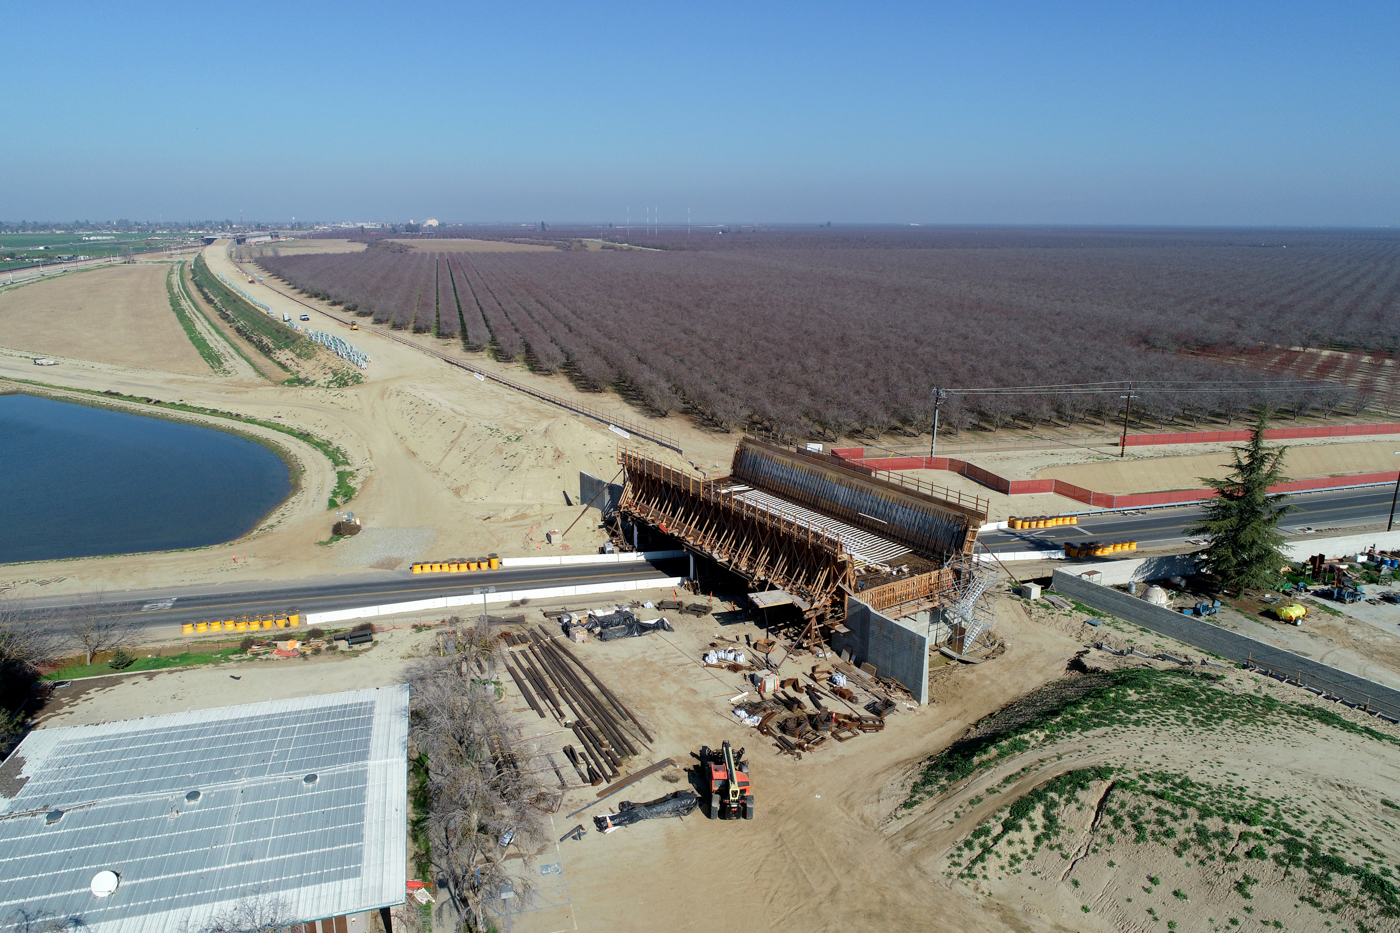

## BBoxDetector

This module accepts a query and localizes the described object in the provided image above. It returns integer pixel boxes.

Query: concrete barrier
[1283,531,1400,562]
[977,549,1066,563]
[305,576,687,626]
[1057,553,1203,585]
[1052,569,1400,715]
[499,549,685,568]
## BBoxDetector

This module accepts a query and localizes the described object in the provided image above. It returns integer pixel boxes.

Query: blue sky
[3,1,1396,224]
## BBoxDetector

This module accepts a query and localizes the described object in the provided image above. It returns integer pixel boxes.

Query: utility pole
[929,387,949,459]
[1388,452,1400,532]
[1119,385,1139,459]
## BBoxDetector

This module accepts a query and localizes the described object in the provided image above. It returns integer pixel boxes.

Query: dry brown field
[388,237,554,252]
[258,238,367,254]
[0,264,209,374]
[1038,439,1400,494]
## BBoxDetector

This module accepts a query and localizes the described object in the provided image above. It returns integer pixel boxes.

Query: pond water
[0,394,292,564]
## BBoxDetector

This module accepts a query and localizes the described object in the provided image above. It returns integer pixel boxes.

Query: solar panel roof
[0,686,408,933]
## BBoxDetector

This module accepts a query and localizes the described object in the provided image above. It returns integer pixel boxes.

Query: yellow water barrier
[489,554,500,569]
[182,623,195,634]
[196,622,209,633]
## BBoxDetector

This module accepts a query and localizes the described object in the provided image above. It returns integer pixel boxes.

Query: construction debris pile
[554,607,676,642]
[500,626,653,787]
[593,790,699,832]
[729,657,899,759]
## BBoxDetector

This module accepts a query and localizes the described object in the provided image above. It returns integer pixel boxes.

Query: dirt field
[0,263,210,374]
[250,239,367,255]
[1038,440,1400,493]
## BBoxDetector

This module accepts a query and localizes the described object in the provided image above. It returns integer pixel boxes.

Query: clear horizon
[3,1,1396,226]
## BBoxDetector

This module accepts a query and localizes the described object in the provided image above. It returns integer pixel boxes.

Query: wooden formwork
[730,438,984,561]
[618,448,853,615]
[619,441,984,651]
[855,568,958,618]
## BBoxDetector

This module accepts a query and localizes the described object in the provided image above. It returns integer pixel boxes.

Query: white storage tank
[1142,585,1170,607]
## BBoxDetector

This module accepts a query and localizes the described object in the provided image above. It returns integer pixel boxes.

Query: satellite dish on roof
[91,871,120,898]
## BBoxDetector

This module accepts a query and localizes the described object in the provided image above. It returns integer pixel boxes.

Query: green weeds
[165,263,225,371]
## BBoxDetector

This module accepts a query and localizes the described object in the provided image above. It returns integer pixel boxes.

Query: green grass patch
[44,647,242,680]
[931,667,1400,919]
[190,255,313,367]
[328,470,356,509]
[906,668,1400,808]
[165,263,224,371]
[178,262,265,377]
[409,752,433,882]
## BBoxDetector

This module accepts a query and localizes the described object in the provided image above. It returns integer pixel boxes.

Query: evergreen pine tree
[1189,410,1292,592]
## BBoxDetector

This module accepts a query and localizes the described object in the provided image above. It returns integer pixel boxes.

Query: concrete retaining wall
[579,470,624,514]
[836,597,929,704]
[1052,569,1400,715]
[305,576,686,626]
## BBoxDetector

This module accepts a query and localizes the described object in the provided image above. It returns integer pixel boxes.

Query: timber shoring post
[539,641,642,757]
[571,721,616,781]
[562,745,591,783]
[581,719,622,769]
[504,658,546,719]
[537,627,638,728]
[540,627,655,743]
[546,753,569,789]
[543,633,641,756]
[518,651,566,721]
[531,638,639,758]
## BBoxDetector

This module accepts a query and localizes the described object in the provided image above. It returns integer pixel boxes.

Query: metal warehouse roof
[0,686,409,933]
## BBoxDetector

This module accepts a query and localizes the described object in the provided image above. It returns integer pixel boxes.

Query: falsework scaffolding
[617,438,990,658]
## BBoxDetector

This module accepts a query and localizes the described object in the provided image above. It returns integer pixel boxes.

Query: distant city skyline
[3,2,1396,225]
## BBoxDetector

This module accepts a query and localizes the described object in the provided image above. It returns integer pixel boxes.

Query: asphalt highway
[17,558,689,638]
[978,483,1398,555]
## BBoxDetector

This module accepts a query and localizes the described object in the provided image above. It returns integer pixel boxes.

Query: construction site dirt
[28,573,1400,932]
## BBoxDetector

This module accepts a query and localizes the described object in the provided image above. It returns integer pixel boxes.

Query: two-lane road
[16,558,689,637]
[978,483,1398,556]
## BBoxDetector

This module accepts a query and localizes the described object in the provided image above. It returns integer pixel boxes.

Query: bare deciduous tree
[176,895,295,933]
[407,621,550,931]
[3,907,86,933]
[64,593,142,666]
[1,593,63,756]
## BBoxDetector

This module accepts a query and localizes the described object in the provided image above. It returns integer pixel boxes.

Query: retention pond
[0,394,292,564]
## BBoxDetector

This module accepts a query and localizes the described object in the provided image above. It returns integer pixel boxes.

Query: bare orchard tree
[1315,385,1351,419]
[63,592,143,666]
[407,621,550,931]
[1,593,64,756]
